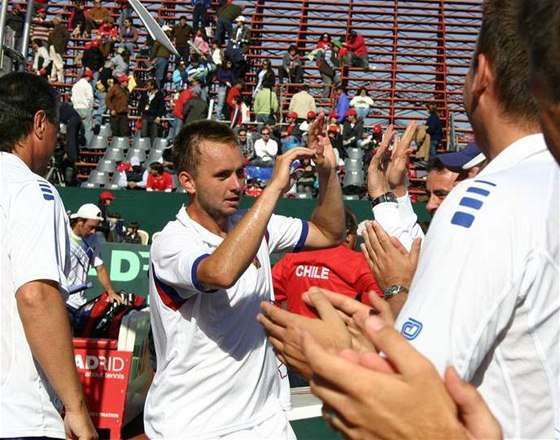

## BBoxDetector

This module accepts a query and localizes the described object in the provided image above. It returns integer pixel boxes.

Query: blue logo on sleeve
[38,181,54,201]
[401,318,423,340]
[450,180,496,229]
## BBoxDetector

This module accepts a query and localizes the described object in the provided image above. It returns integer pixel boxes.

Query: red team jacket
[272,244,382,318]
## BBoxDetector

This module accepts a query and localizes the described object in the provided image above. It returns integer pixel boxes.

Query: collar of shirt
[479,133,547,177]
[0,151,31,171]
[175,205,242,247]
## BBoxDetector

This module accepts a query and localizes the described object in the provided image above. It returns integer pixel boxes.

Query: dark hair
[517,0,560,104]
[173,120,238,176]
[344,207,358,235]
[149,162,164,174]
[473,0,538,122]
[129,221,139,228]
[0,72,59,153]
[288,45,298,53]
[146,78,157,89]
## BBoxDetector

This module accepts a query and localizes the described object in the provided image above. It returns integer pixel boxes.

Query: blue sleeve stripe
[152,264,186,311]
[293,220,309,252]
[466,187,490,197]
[451,211,475,228]
[474,179,497,187]
[42,194,55,201]
[192,253,214,292]
[459,197,483,210]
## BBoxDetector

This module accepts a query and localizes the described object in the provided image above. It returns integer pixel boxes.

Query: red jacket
[147,172,173,191]
[172,89,193,119]
[346,34,368,57]
[272,245,382,318]
[227,86,241,110]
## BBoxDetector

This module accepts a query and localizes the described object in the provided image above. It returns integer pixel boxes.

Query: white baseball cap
[70,203,103,220]
[236,15,246,22]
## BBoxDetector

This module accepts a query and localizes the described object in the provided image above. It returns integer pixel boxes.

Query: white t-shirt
[66,231,103,309]
[70,77,94,110]
[0,152,70,438]
[145,207,308,439]
[253,138,278,163]
[396,135,559,439]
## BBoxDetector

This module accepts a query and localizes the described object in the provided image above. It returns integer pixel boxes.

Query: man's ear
[33,110,47,140]
[471,53,493,102]
[178,170,196,194]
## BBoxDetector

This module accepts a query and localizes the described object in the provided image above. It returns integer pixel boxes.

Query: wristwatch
[370,191,397,208]
[383,284,409,300]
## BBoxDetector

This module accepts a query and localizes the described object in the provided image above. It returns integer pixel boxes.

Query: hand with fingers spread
[307,112,337,174]
[257,289,352,379]
[301,315,502,440]
[361,220,421,295]
[267,146,317,194]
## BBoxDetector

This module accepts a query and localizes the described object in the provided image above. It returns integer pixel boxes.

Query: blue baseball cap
[437,142,485,172]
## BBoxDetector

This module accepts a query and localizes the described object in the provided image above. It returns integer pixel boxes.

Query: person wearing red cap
[105,74,130,136]
[71,70,95,145]
[96,191,116,241]
[288,84,316,123]
[342,108,363,149]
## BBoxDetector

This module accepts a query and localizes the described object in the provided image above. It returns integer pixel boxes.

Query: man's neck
[186,203,229,237]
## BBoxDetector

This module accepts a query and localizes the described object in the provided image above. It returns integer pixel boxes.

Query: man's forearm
[17,281,86,412]
[198,185,283,289]
[308,168,345,248]
[96,264,116,293]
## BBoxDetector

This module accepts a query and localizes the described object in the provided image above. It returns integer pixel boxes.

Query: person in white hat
[230,15,251,53]
[66,203,123,325]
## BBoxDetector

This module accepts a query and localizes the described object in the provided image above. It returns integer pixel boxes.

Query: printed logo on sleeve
[401,318,423,340]
[38,181,55,201]
[450,180,497,229]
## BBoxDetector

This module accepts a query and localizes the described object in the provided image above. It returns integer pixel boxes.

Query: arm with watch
[363,122,423,316]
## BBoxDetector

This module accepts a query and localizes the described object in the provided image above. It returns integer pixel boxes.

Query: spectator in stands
[119,17,139,56]
[115,0,132,28]
[6,4,25,51]
[328,123,344,160]
[192,0,211,32]
[124,221,143,244]
[49,16,70,83]
[425,102,443,163]
[172,60,189,90]
[186,56,211,97]
[85,0,112,37]
[254,85,279,127]
[279,45,304,84]
[350,87,374,121]
[59,102,84,186]
[172,16,193,63]
[289,84,316,123]
[215,0,244,45]
[318,40,342,99]
[151,26,173,90]
[108,47,130,79]
[230,16,251,54]
[282,111,299,137]
[210,41,225,67]
[66,203,123,320]
[146,162,173,192]
[68,1,88,38]
[182,86,208,124]
[294,157,318,196]
[97,17,119,58]
[335,85,350,123]
[82,39,104,81]
[236,127,255,162]
[71,68,95,145]
[117,156,148,190]
[106,75,130,136]
[251,126,278,166]
[192,29,210,56]
[31,39,51,79]
[31,9,52,46]
[215,59,237,120]
[169,84,192,141]
[308,32,332,63]
[343,30,370,69]
[96,191,116,240]
[253,58,276,98]
[139,79,166,141]
[226,79,243,121]
[342,108,364,149]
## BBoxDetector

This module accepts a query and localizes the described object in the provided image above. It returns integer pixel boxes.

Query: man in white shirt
[251,126,278,166]
[66,203,123,325]
[71,68,95,145]
[0,72,97,439]
[144,117,344,438]
[288,84,316,123]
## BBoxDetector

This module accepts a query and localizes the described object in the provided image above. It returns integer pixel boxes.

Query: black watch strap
[370,191,397,208]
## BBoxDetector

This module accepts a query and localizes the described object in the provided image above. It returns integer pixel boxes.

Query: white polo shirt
[66,232,103,309]
[145,207,308,439]
[396,135,559,439]
[0,152,70,438]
